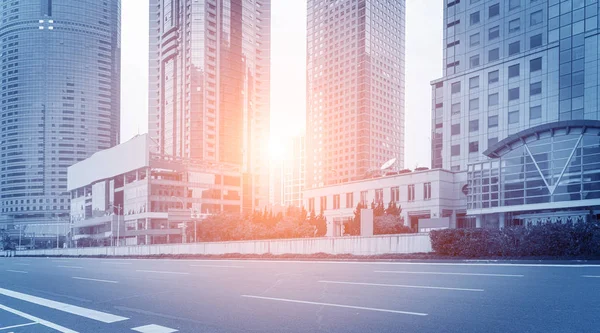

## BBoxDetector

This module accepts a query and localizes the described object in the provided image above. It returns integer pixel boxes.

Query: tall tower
[306,0,406,188]
[431,0,600,172]
[149,0,271,211]
[0,0,121,226]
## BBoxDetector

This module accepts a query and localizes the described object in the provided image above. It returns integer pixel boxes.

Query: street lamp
[171,196,196,243]
[109,204,122,247]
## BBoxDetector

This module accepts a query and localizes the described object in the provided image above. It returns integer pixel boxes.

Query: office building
[0,0,121,228]
[282,135,305,208]
[148,0,271,211]
[68,134,242,246]
[306,0,406,188]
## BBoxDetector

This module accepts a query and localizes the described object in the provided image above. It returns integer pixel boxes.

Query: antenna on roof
[380,158,397,171]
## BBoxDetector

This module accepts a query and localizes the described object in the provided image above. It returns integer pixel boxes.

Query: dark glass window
[530,82,542,96]
[508,87,520,101]
[508,64,520,78]
[470,11,480,25]
[508,41,520,56]
[469,119,479,132]
[530,57,542,72]
[489,3,500,18]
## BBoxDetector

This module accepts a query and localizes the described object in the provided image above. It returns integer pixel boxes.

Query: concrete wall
[16,234,432,257]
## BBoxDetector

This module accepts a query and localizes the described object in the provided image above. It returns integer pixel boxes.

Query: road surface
[1,257,599,332]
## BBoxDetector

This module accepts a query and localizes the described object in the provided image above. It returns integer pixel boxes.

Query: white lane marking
[0,287,128,323]
[241,295,428,316]
[0,322,37,330]
[72,277,118,284]
[57,265,83,269]
[136,270,189,275]
[6,270,28,274]
[14,263,31,266]
[375,270,524,277]
[189,264,243,268]
[582,275,600,278]
[101,262,132,265]
[131,324,179,333]
[0,304,78,333]
[319,280,484,292]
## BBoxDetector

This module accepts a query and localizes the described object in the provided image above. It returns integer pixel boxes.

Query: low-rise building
[68,134,242,246]
[303,169,468,236]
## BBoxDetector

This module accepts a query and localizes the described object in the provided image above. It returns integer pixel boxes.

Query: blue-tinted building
[0,0,121,229]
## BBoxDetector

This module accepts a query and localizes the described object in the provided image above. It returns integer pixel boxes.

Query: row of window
[308,183,433,212]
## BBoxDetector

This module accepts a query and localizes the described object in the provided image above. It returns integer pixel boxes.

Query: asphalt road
[1,257,599,333]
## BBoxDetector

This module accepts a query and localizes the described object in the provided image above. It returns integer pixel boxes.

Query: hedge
[430,220,600,258]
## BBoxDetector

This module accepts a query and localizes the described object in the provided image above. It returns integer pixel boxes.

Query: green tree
[385,201,401,216]
[345,203,363,236]
[314,213,327,237]
[374,201,385,217]
[374,214,412,235]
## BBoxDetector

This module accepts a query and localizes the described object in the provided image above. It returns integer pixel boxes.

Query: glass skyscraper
[148,0,271,211]
[431,0,600,172]
[306,0,406,188]
[0,1,121,227]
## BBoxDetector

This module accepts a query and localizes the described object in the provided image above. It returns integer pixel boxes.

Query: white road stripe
[0,322,37,330]
[14,263,31,266]
[72,277,119,284]
[136,270,189,275]
[6,270,28,274]
[319,280,484,292]
[241,295,428,316]
[375,270,524,277]
[57,265,83,269]
[131,324,179,333]
[0,304,78,333]
[101,262,132,265]
[0,287,128,323]
[582,275,600,278]
[189,264,243,268]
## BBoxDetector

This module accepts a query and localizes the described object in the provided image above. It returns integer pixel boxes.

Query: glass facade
[306,0,406,188]
[0,0,121,225]
[467,122,600,211]
[432,0,600,172]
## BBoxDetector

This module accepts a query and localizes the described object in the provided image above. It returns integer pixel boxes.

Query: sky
[121,0,442,169]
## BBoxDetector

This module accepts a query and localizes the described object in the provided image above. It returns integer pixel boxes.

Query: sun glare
[269,138,285,162]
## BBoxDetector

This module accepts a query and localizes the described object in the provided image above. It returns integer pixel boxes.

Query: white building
[303,169,468,236]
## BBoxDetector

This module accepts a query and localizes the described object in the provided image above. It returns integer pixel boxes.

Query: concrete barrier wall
[15,234,432,257]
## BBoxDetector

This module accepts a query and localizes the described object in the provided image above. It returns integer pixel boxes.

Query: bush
[430,220,600,258]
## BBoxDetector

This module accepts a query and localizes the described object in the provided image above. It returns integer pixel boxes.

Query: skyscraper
[149,0,271,211]
[282,135,305,208]
[431,0,600,172]
[306,0,406,188]
[0,1,121,226]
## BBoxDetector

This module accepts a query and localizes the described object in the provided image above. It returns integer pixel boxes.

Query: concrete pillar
[475,215,482,228]
[498,213,505,229]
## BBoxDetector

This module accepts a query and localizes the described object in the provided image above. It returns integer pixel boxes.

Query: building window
[375,188,383,203]
[408,185,415,202]
[469,141,479,153]
[451,123,461,135]
[390,187,399,202]
[469,76,479,89]
[488,48,500,62]
[469,98,479,112]
[469,55,480,68]
[508,41,520,56]
[333,194,340,209]
[530,58,543,74]
[488,93,499,106]
[530,34,542,49]
[470,33,480,46]
[508,87,520,101]
[488,115,498,128]
[530,81,542,96]
[451,102,461,115]
[530,105,542,119]
[508,110,520,124]
[530,10,543,26]
[424,183,432,200]
[469,119,479,132]
[488,137,499,147]
[451,144,461,156]
[488,26,500,40]
[488,3,500,18]
[508,20,521,35]
[308,198,315,212]
[360,190,368,206]
[470,11,480,25]
[509,0,520,10]
[346,193,353,208]
[320,196,327,211]
[508,64,520,78]
[488,70,499,84]
[451,82,461,94]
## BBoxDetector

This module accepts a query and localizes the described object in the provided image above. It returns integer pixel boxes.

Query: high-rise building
[431,0,600,172]
[306,0,406,188]
[282,135,305,208]
[0,1,121,227]
[148,0,271,211]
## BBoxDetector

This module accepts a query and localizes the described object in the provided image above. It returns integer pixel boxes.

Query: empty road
[1,257,599,332]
